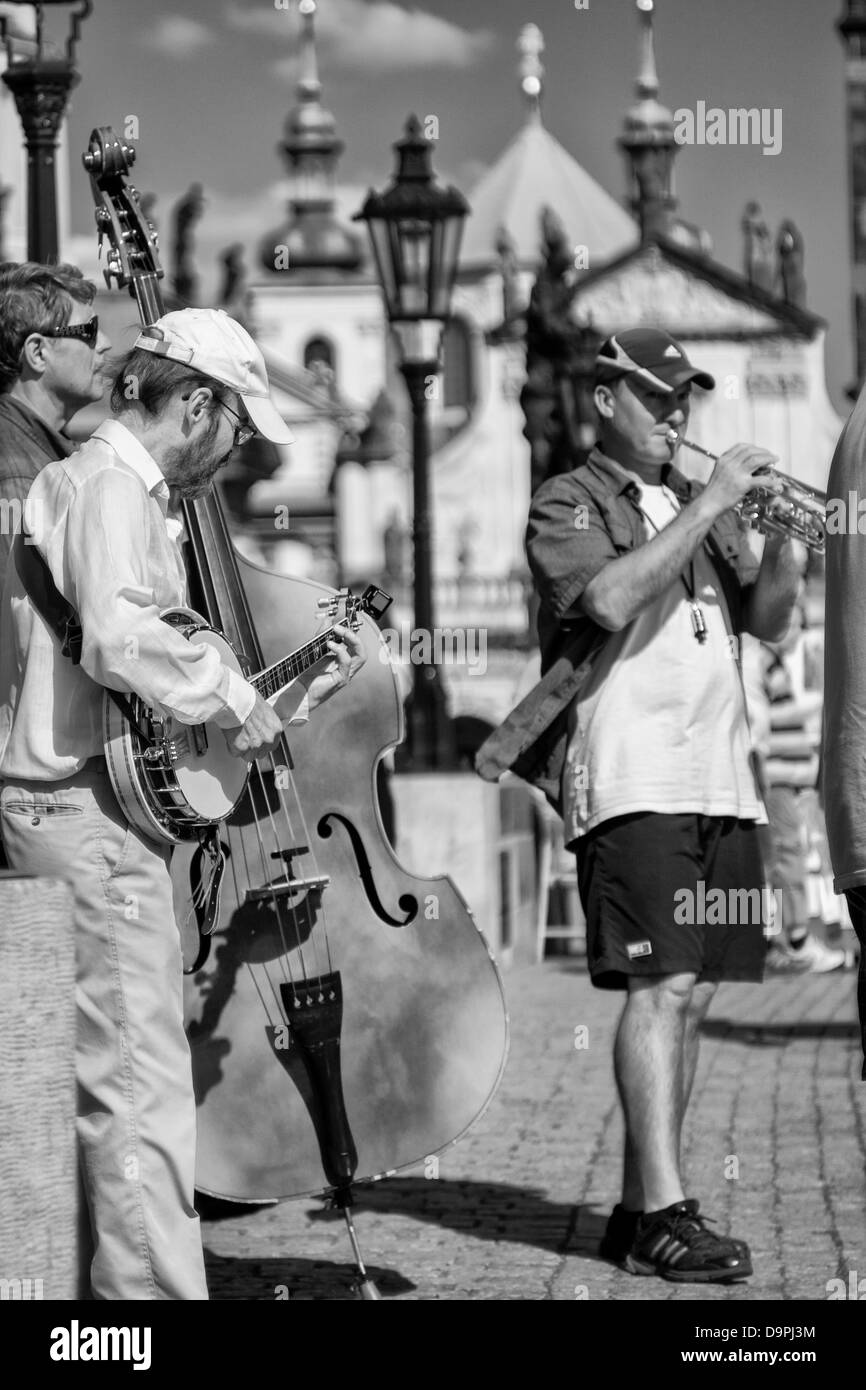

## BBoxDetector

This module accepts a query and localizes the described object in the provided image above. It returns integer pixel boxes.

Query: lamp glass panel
[440,215,466,308]
[397,218,432,318]
[368,218,399,315]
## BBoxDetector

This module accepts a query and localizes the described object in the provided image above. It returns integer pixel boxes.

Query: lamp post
[0,0,92,263]
[354,115,469,770]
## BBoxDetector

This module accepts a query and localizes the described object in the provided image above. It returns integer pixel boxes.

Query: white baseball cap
[134,308,293,445]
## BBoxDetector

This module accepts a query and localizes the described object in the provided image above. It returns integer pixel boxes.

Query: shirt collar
[91,418,170,504]
[586,444,693,503]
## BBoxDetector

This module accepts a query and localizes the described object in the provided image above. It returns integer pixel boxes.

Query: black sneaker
[599,1203,641,1263]
[600,1201,749,1267]
[622,1199,752,1283]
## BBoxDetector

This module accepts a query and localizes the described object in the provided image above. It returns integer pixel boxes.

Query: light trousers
[0,762,208,1300]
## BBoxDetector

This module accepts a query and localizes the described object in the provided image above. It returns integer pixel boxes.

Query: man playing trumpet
[479,328,799,1281]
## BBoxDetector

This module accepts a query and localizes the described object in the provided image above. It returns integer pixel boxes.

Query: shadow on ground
[203,1249,415,1300]
[701,1019,860,1045]
[302,1178,616,1261]
[201,1180,620,1280]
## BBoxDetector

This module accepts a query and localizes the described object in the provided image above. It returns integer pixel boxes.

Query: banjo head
[157,612,251,824]
[105,609,252,842]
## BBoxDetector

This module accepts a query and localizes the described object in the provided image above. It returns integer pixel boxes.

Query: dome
[260,211,364,273]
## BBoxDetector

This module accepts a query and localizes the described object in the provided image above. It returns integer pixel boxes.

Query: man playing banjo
[0,307,365,1300]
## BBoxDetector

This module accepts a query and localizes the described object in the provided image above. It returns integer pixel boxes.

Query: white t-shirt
[562,482,764,843]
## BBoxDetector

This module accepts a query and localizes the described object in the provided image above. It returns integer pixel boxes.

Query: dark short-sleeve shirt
[475,446,761,810]
[0,393,73,598]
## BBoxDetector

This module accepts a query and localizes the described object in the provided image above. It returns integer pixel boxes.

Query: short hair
[109,346,230,416]
[0,261,96,394]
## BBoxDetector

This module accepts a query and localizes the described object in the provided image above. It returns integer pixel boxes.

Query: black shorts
[575,812,767,990]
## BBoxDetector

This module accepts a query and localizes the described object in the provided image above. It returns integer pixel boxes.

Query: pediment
[574,243,791,337]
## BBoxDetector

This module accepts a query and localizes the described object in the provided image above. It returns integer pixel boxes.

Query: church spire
[283,0,339,195]
[619,0,677,241]
[517,23,544,124]
[636,0,661,101]
[262,0,363,273]
[298,0,322,100]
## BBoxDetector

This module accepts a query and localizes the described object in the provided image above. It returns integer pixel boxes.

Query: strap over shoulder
[13,529,83,664]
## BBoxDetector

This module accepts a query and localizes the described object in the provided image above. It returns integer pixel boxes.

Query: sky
[6,0,856,410]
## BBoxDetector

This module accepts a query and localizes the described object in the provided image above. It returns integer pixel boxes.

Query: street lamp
[0,0,92,263]
[354,114,469,770]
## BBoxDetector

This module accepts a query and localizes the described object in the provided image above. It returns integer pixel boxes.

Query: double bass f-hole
[318,814,416,926]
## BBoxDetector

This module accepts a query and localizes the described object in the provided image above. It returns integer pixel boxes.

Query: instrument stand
[332,1185,381,1301]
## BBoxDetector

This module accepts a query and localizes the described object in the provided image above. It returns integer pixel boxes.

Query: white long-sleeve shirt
[0,419,303,782]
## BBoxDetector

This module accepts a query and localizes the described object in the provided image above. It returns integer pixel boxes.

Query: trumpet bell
[667,432,826,554]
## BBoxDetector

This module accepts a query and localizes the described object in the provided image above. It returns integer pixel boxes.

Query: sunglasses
[41,315,100,349]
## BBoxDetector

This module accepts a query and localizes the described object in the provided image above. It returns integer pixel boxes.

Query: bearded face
[163,407,233,500]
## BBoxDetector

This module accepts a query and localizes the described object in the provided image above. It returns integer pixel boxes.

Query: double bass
[83,129,509,1289]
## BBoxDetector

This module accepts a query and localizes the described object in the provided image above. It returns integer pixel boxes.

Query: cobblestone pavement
[201,954,866,1301]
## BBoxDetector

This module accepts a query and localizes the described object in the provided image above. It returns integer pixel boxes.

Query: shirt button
[31,816,40,825]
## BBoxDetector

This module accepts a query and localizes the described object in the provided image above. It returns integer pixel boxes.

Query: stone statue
[495,225,521,329]
[741,201,773,293]
[776,220,806,308]
[631,148,673,240]
[171,182,205,304]
[218,243,245,310]
[521,206,599,493]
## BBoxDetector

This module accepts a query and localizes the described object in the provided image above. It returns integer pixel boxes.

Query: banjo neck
[253,623,350,703]
[252,585,390,702]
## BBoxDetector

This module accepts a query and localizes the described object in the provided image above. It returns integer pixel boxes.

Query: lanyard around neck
[637,487,708,644]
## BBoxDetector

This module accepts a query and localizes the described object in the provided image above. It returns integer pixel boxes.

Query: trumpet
[665,431,826,554]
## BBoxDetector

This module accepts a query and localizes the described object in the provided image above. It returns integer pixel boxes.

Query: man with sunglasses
[479,328,799,1282]
[0,262,110,598]
[0,306,365,1298]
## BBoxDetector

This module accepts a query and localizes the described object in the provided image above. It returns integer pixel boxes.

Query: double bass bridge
[245,874,330,904]
[244,844,330,904]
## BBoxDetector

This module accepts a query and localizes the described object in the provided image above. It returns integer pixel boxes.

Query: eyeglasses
[179,390,257,447]
[216,398,256,448]
[41,316,100,349]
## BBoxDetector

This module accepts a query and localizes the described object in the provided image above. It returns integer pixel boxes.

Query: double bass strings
[191,514,335,1012]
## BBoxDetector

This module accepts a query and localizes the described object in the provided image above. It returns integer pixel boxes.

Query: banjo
[105,585,390,847]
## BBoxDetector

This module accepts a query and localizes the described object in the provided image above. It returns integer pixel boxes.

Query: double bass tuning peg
[318,588,350,618]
